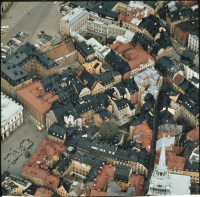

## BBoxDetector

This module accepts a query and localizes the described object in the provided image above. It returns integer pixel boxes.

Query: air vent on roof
[14,71,18,75]
[15,52,17,55]
[3,61,6,64]
[13,65,16,68]
[7,66,11,69]
[16,55,19,58]
[20,71,23,75]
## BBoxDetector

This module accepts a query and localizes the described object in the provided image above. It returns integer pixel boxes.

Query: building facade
[1,93,23,140]
[188,29,199,52]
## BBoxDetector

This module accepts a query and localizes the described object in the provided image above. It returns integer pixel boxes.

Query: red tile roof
[16,81,59,114]
[90,190,106,196]
[108,42,133,53]
[22,139,66,189]
[118,14,134,23]
[45,42,76,60]
[124,48,154,70]
[166,152,185,171]
[128,174,144,196]
[91,164,116,193]
[34,188,54,197]
[187,126,199,142]
[173,74,184,86]
[133,121,153,152]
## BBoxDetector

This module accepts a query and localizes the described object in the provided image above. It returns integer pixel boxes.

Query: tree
[98,121,119,142]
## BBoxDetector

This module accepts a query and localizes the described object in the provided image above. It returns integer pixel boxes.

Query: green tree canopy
[98,121,119,142]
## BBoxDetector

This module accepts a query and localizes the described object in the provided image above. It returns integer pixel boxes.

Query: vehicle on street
[37,125,42,131]
[34,44,40,49]
[39,42,44,46]
[4,45,10,50]
[10,45,16,50]
[54,1,58,5]
[173,39,177,43]
[180,47,185,50]
[13,42,19,46]
[24,34,29,39]
[40,39,46,44]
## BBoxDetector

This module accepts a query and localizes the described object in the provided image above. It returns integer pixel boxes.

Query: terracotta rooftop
[133,121,153,153]
[34,187,54,197]
[91,164,116,192]
[22,139,66,188]
[124,48,154,70]
[155,150,185,171]
[90,190,106,196]
[181,0,193,5]
[128,174,144,196]
[108,42,133,53]
[173,145,184,156]
[16,81,59,114]
[45,42,76,60]
[167,152,185,171]
[118,14,134,24]
[187,126,199,142]
[173,74,185,86]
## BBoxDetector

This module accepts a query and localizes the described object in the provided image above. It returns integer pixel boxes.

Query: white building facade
[188,29,199,52]
[1,93,23,140]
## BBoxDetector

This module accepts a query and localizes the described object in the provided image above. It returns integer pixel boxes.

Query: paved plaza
[1,112,48,177]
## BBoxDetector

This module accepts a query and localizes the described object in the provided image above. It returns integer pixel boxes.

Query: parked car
[10,45,16,50]
[4,45,10,49]
[23,33,29,39]
[173,39,177,43]
[180,47,185,50]
[13,42,19,46]
[17,31,21,36]
[39,41,44,46]
[40,39,46,44]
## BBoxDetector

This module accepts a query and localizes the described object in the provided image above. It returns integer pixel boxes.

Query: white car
[39,42,44,46]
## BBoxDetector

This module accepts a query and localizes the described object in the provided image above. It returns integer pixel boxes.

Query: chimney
[98,171,101,176]
[94,179,97,184]
[102,163,105,168]
[109,165,112,168]
[100,167,103,171]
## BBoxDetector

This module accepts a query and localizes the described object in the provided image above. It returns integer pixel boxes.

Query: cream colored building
[60,7,89,35]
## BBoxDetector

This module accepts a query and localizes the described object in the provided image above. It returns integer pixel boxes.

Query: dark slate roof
[114,165,132,183]
[156,56,174,76]
[114,146,131,162]
[96,108,113,120]
[178,79,190,91]
[1,62,31,86]
[76,95,96,114]
[68,1,103,12]
[74,41,95,57]
[102,65,114,72]
[184,84,199,103]
[177,93,199,117]
[115,98,129,110]
[181,60,199,73]
[167,7,198,22]
[158,110,174,125]
[181,48,197,62]
[91,1,120,20]
[145,1,157,9]
[189,28,199,38]
[176,20,199,33]
[95,92,110,108]
[139,15,165,37]
[5,42,58,70]
[159,91,171,109]
[89,138,116,158]
[156,30,172,49]
[71,78,87,94]
[48,122,68,138]
[184,158,199,172]
[114,82,126,96]
[105,50,131,75]
[22,184,39,196]
[99,72,115,86]
[123,77,139,95]
[156,6,170,21]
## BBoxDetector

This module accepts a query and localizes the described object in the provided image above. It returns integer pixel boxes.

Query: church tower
[147,133,171,196]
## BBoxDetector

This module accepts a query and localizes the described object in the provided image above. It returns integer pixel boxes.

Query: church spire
[157,132,167,171]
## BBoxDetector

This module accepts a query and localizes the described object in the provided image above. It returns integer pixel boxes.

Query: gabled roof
[114,165,132,183]
[45,42,76,60]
